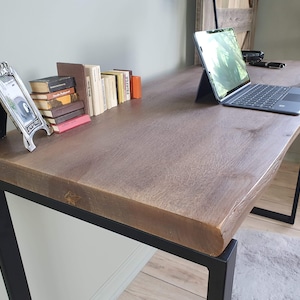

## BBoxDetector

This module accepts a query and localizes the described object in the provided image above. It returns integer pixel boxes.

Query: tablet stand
[195,70,217,104]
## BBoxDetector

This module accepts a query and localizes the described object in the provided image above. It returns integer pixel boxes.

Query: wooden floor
[118,151,300,300]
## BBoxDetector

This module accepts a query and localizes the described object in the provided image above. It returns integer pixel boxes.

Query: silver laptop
[193,28,300,115]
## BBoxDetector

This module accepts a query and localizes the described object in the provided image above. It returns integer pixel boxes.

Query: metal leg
[251,167,300,224]
[0,181,237,300]
[0,190,31,300]
[206,240,237,300]
[145,237,237,300]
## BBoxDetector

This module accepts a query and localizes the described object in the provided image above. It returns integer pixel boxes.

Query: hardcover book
[56,62,93,116]
[113,69,131,101]
[30,87,75,100]
[101,74,118,109]
[29,75,75,93]
[85,64,105,115]
[44,108,84,125]
[131,76,142,99]
[86,75,93,116]
[101,77,107,111]
[39,100,84,118]
[33,93,78,110]
[51,114,91,133]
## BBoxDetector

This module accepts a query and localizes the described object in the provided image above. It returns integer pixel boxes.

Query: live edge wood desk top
[1,61,300,257]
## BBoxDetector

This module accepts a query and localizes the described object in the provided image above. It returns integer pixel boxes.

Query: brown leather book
[57,62,92,116]
[39,100,84,118]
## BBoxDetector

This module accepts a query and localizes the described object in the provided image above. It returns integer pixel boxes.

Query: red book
[131,76,142,99]
[51,114,91,133]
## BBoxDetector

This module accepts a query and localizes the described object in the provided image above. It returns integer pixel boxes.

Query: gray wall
[254,0,300,60]
[254,0,300,154]
[1,1,196,300]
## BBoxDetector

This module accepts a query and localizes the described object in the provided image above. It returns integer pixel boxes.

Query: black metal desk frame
[2,105,299,299]
[0,181,237,300]
[251,168,300,224]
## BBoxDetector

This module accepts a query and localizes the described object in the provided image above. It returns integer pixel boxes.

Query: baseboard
[90,243,156,300]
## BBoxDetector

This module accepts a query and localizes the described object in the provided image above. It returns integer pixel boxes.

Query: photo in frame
[0,62,53,151]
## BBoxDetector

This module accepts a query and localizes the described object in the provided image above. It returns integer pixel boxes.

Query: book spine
[48,77,75,92]
[102,76,112,109]
[30,87,75,100]
[96,66,105,114]
[86,66,101,116]
[34,94,77,110]
[131,76,142,99]
[45,109,84,124]
[114,69,132,101]
[86,75,94,116]
[101,78,107,111]
[39,100,84,118]
[52,114,91,133]
[109,76,118,108]
[123,71,131,101]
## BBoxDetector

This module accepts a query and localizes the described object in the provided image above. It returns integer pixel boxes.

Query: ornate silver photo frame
[0,62,53,151]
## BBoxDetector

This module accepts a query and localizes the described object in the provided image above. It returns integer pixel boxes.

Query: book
[51,114,91,133]
[44,109,85,125]
[56,62,93,116]
[85,64,105,115]
[29,75,75,93]
[113,69,131,101]
[114,69,141,99]
[39,100,84,118]
[101,74,118,109]
[33,93,78,110]
[101,77,107,111]
[131,76,142,99]
[86,75,93,116]
[30,87,75,100]
[102,71,125,104]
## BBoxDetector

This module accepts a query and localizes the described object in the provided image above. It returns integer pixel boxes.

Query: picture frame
[0,62,53,151]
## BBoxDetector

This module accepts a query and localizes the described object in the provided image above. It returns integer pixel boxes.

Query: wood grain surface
[1,61,300,256]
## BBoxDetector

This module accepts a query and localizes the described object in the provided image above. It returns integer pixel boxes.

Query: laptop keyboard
[230,85,288,109]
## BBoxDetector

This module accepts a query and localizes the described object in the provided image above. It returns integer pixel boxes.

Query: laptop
[193,28,300,115]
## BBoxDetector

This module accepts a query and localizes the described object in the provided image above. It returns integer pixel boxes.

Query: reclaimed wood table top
[1,61,300,256]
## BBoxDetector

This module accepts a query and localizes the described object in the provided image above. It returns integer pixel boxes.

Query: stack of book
[57,62,114,117]
[102,69,142,104]
[56,62,142,118]
[30,75,91,133]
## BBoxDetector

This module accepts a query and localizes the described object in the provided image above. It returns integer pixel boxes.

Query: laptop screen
[194,28,250,101]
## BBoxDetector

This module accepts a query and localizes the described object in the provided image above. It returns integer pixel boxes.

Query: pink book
[52,114,91,133]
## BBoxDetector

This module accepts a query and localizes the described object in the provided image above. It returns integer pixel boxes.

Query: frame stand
[0,104,7,138]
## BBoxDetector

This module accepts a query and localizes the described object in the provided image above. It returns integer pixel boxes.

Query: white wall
[0,1,196,299]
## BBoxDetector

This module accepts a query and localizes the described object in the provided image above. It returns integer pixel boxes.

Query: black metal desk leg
[206,239,238,300]
[0,190,31,300]
[251,167,300,224]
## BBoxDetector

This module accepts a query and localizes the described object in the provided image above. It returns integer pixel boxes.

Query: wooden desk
[1,61,300,300]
